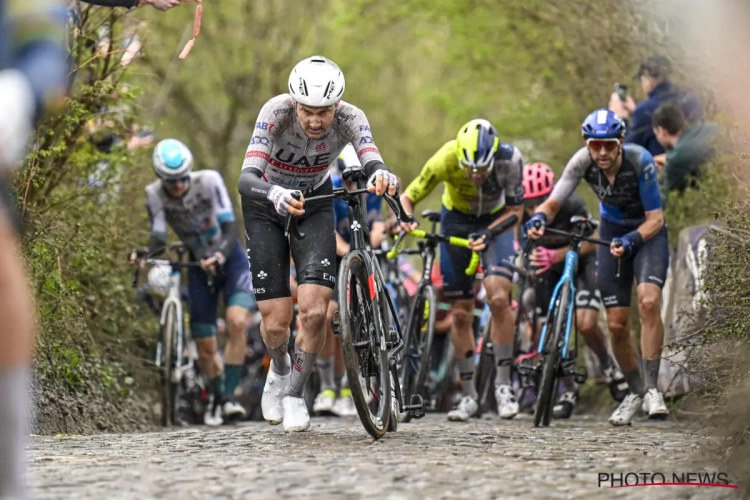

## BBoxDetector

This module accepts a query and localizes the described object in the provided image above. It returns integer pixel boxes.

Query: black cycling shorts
[242,179,337,301]
[534,252,600,317]
[440,205,515,300]
[597,219,669,308]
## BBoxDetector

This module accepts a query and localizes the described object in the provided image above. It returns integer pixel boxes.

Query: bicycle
[474,242,540,416]
[131,242,212,427]
[525,216,615,427]
[284,166,420,439]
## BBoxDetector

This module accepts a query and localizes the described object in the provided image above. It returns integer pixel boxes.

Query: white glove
[267,185,302,216]
[0,70,35,172]
[366,169,398,195]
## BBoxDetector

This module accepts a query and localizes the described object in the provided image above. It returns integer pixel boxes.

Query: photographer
[609,55,704,157]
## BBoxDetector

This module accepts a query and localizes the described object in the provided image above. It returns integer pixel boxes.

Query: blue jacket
[625,82,704,157]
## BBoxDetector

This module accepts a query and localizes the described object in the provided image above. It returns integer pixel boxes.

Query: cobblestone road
[28,413,742,499]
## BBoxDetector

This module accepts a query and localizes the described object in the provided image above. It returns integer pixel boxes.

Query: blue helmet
[152,139,193,180]
[581,109,626,140]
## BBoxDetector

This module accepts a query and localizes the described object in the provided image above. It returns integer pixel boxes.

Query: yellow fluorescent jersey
[405,140,525,216]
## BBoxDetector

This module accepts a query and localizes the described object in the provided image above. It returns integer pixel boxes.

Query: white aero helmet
[288,56,345,107]
[152,139,193,180]
[147,264,172,296]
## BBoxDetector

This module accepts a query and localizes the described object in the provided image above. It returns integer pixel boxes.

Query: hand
[129,248,148,267]
[513,239,521,253]
[267,186,305,216]
[139,0,184,11]
[653,154,667,172]
[399,219,419,233]
[608,92,636,120]
[523,213,547,240]
[468,229,492,252]
[200,253,224,275]
[529,246,559,274]
[610,231,641,258]
[367,169,398,196]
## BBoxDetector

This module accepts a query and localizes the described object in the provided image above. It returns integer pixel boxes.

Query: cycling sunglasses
[164,176,190,187]
[586,138,620,153]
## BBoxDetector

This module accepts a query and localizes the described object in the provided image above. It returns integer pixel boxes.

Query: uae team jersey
[241,94,384,193]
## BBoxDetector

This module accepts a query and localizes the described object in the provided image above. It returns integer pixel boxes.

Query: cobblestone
[28,413,741,499]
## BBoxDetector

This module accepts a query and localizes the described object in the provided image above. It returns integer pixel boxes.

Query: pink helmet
[523,162,555,199]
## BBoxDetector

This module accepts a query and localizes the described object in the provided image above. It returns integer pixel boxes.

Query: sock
[492,343,514,386]
[561,375,577,393]
[224,364,242,397]
[0,369,29,500]
[455,353,477,399]
[335,373,344,390]
[267,343,291,376]
[622,368,645,397]
[209,376,223,398]
[316,356,336,392]
[284,347,318,398]
[644,358,661,390]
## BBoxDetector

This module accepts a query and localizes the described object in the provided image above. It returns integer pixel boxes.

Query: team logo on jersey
[315,142,326,152]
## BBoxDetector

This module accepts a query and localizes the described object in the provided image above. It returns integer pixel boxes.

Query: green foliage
[15,5,157,427]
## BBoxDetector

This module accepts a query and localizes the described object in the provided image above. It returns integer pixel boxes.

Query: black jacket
[80,0,139,8]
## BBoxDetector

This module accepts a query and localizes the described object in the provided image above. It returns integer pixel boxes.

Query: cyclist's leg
[243,197,294,424]
[0,183,35,500]
[314,257,340,414]
[440,207,479,421]
[187,264,224,425]
[221,240,256,417]
[285,192,336,430]
[369,220,387,249]
[598,221,643,425]
[634,226,669,416]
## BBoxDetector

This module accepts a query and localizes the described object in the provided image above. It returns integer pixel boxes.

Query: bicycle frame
[536,249,579,360]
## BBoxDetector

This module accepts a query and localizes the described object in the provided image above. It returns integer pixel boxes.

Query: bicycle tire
[161,304,178,427]
[475,315,495,417]
[338,251,391,439]
[399,283,437,423]
[534,284,568,428]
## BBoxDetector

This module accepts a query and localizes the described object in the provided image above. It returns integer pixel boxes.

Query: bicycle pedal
[406,394,426,419]
[331,311,341,335]
[572,366,588,385]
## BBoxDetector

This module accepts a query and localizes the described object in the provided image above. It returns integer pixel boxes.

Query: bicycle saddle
[421,209,441,222]
[569,215,599,229]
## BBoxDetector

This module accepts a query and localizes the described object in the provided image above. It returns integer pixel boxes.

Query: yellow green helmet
[455,119,500,171]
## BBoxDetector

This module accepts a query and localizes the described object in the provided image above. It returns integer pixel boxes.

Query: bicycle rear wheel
[161,304,179,427]
[339,251,392,439]
[474,313,495,417]
[399,283,436,423]
[534,284,568,428]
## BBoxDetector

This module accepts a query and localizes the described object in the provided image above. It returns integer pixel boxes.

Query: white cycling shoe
[282,396,311,432]
[222,399,247,421]
[331,389,358,417]
[447,396,479,422]
[313,389,336,414]
[261,355,291,425]
[609,393,643,426]
[642,388,669,419]
[203,395,223,427]
[496,385,519,420]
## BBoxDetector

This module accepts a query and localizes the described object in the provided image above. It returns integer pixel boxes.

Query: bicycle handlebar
[530,219,618,248]
[131,257,207,288]
[385,229,480,276]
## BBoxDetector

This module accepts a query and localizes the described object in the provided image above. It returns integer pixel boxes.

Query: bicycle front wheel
[534,284,569,428]
[399,283,436,423]
[161,304,179,427]
[339,251,392,439]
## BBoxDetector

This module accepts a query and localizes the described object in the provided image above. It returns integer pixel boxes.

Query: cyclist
[520,162,628,418]
[237,55,398,432]
[130,139,255,427]
[400,119,525,421]
[525,109,669,426]
[313,144,382,417]
[0,2,68,498]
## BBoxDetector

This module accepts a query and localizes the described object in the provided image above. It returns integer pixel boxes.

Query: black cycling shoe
[604,365,629,403]
[552,391,578,419]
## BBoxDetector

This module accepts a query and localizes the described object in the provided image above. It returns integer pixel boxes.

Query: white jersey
[146,170,235,257]
[241,94,384,192]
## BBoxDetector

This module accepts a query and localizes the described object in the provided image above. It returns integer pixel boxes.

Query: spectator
[81,0,184,11]
[609,55,704,156]
[652,102,719,194]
